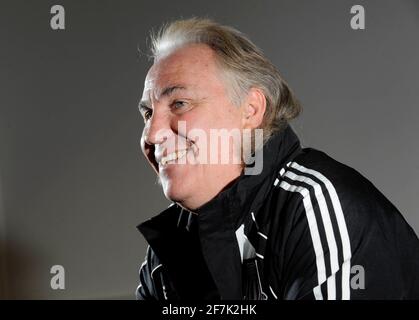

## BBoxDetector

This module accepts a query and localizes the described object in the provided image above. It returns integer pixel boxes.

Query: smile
[160,148,190,166]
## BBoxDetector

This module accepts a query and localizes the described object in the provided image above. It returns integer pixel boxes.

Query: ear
[241,87,267,129]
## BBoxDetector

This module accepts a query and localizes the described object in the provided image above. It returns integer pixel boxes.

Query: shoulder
[278,147,396,225]
[289,148,373,194]
[276,147,411,242]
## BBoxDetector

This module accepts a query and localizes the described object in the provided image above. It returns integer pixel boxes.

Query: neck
[176,170,242,212]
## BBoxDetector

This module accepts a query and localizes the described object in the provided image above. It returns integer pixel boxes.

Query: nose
[142,108,172,146]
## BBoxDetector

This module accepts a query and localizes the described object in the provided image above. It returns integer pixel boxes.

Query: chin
[162,179,189,204]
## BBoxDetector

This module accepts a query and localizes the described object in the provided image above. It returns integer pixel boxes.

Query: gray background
[0,0,418,299]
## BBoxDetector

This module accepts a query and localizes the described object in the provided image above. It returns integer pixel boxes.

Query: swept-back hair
[149,17,301,144]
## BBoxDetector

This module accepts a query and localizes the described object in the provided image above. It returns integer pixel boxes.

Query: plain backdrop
[0,0,418,299]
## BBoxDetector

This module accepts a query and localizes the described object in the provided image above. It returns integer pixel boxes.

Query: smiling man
[136,18,419,300]
[139,43,253,210]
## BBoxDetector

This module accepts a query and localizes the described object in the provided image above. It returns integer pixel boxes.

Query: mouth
[159,148,191,166]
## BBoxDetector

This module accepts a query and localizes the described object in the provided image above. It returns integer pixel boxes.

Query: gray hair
[148,17,301,144]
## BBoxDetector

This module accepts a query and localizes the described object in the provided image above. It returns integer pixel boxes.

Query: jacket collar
[137,125,302,299]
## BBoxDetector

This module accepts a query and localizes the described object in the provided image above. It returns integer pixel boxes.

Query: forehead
[142,44,221,99]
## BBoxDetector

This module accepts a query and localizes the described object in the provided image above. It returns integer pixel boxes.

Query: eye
[171,100,187,109]
[141,108,152,121]
[144,109,152,120]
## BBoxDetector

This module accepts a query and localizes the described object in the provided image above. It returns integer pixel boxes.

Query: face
[139,44,246,210]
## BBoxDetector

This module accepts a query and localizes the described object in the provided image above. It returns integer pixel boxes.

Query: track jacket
[136,125,419,300]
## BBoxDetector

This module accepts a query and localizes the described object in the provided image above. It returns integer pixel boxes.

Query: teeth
[160,149,188,165]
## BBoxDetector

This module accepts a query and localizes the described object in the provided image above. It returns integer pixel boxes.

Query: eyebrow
[139,85,187,110]
[160,85,186,98]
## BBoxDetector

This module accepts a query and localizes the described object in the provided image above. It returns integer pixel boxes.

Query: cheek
[181,108,236,132]
[214,104,243,130]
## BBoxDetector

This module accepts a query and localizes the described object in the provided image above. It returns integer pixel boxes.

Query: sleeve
[278,166,419,300]
[136,246,158,300]
[280,194,335,300]
[277,178,353,300]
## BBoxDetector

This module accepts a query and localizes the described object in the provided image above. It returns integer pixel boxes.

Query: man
[136,18,419,300]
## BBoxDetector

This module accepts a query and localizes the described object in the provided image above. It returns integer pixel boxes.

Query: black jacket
[136,125,419,300]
